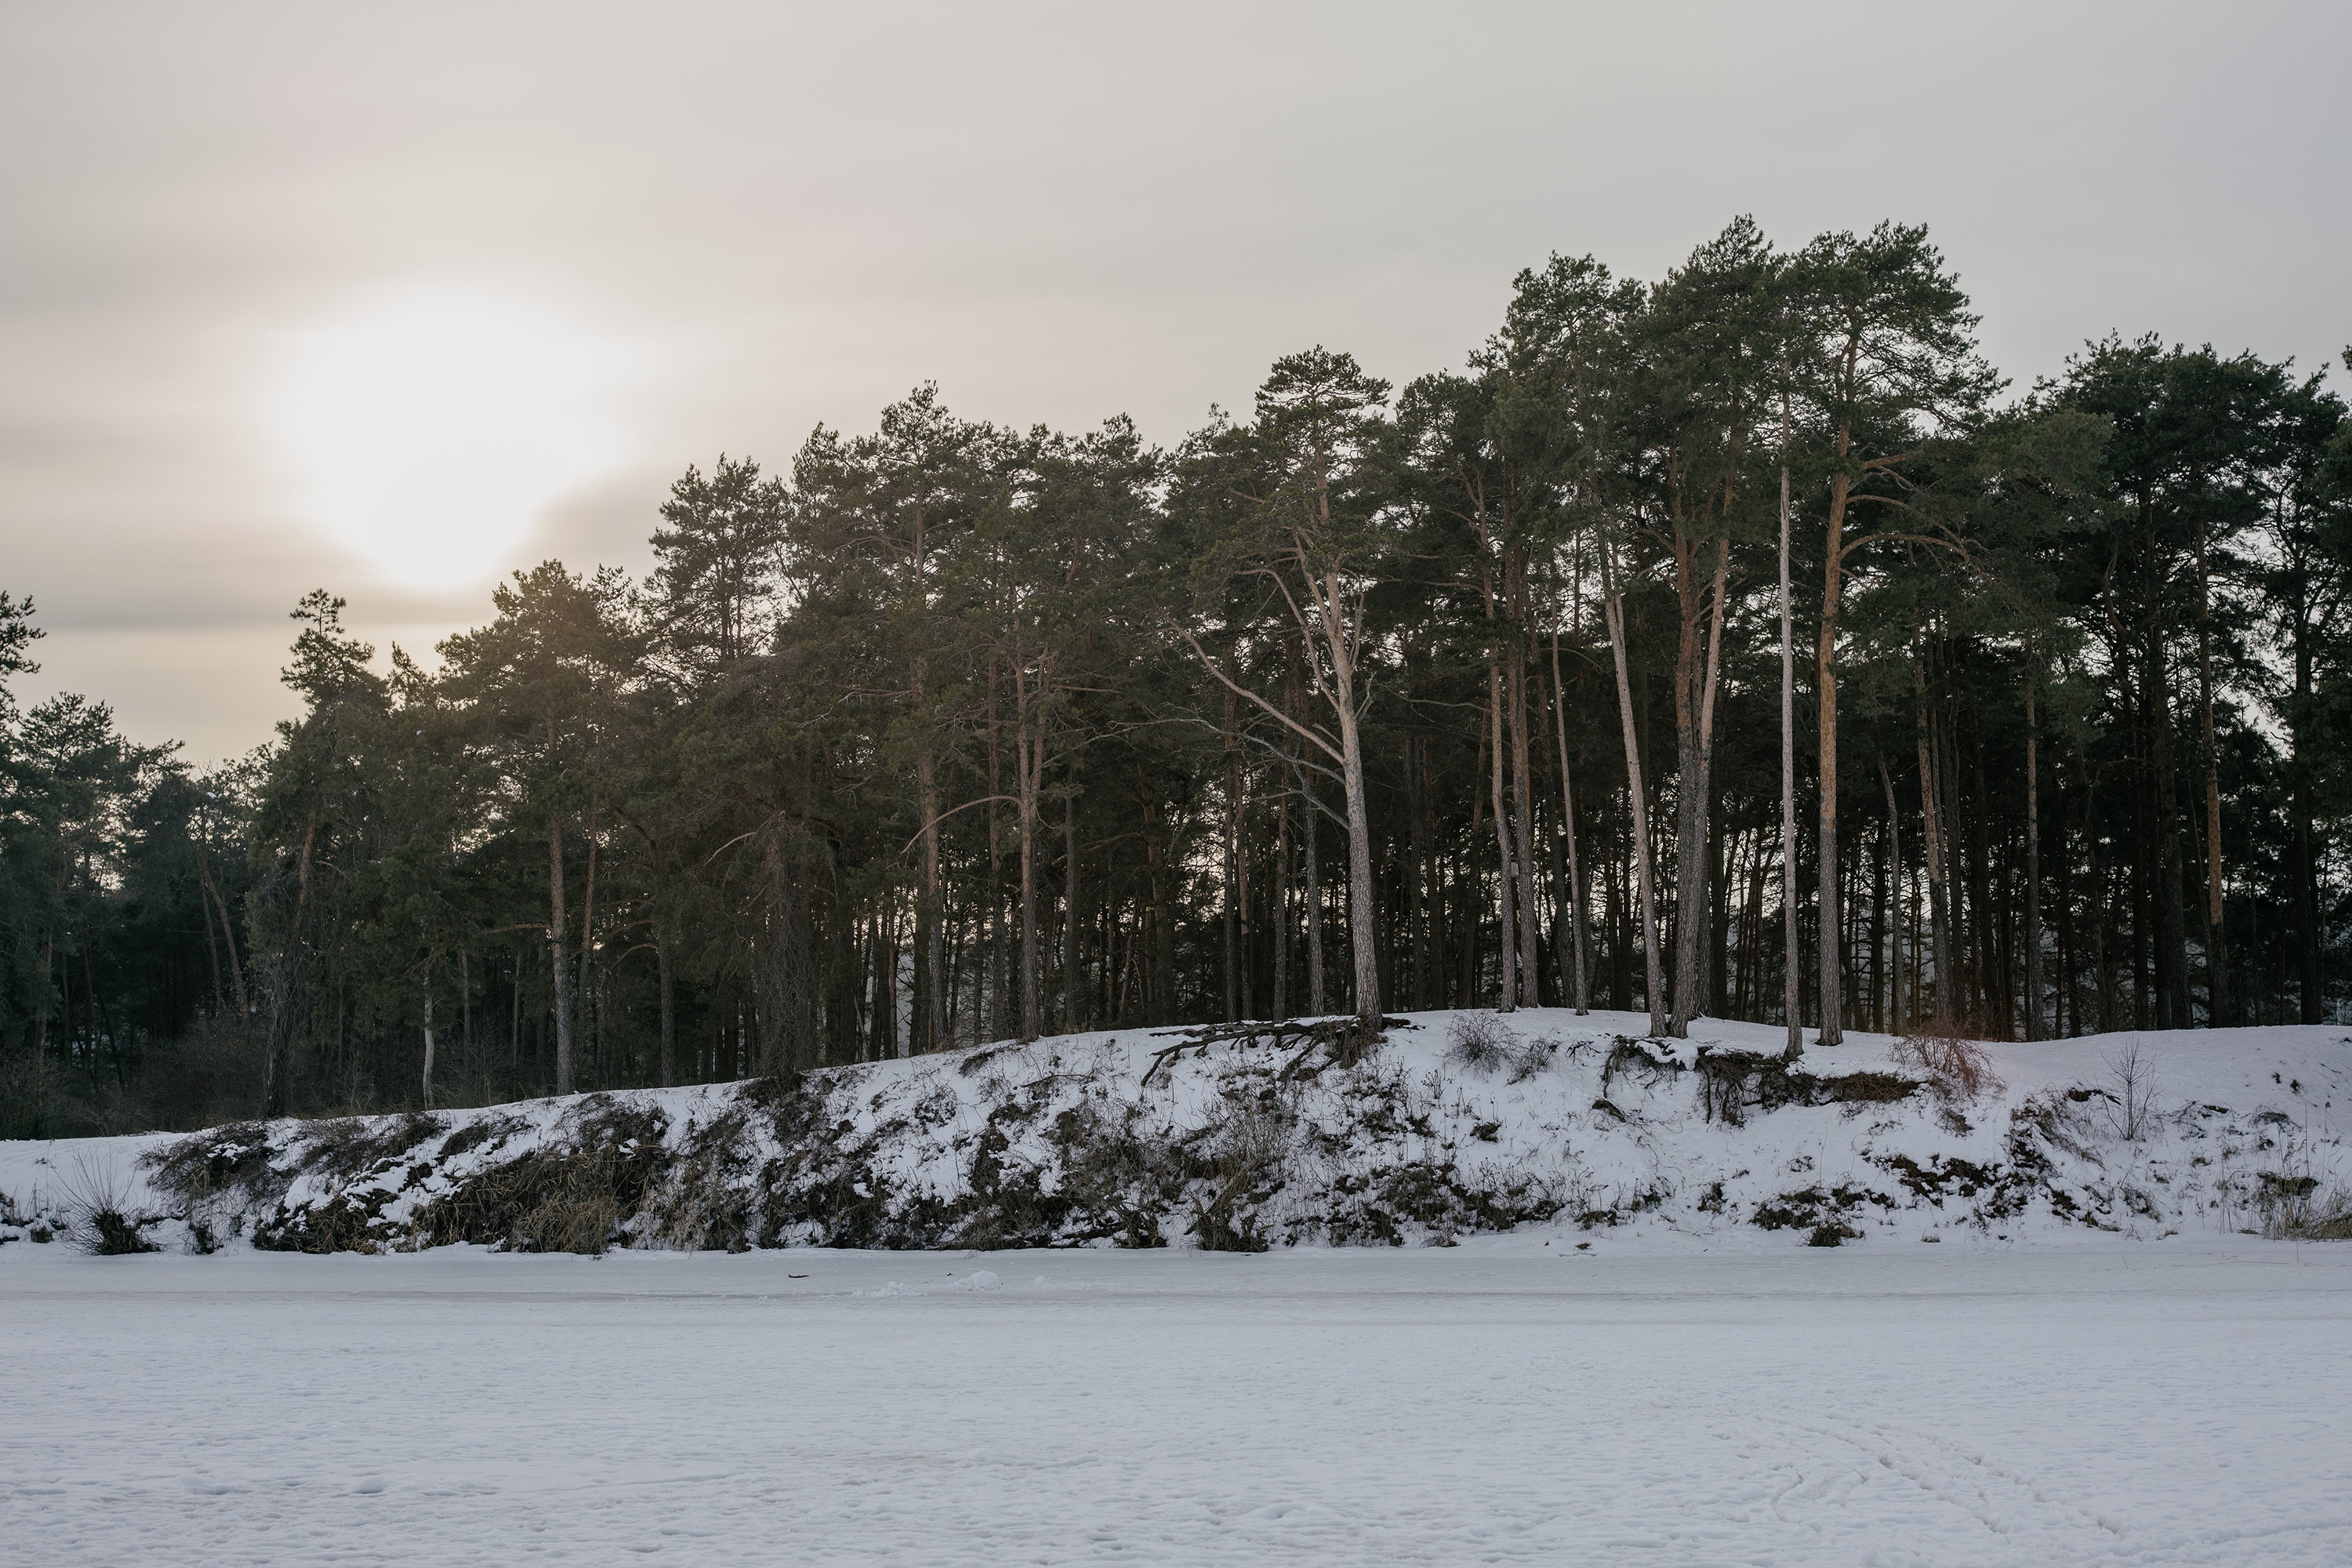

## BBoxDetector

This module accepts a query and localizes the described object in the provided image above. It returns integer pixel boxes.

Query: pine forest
[6,217,2350,1137]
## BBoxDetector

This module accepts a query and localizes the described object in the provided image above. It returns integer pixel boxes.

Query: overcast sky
[4,2,2346,764]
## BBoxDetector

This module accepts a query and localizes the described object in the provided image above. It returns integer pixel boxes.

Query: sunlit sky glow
[266,286,640,589]
[2,2,2346,762]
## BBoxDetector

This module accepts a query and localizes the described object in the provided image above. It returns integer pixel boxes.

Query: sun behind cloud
[265,284,638,590]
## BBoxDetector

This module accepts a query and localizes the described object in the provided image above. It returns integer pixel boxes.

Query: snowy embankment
[3,1009,2348,1256]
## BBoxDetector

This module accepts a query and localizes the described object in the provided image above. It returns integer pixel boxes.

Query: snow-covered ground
[5,1233,2350,1565]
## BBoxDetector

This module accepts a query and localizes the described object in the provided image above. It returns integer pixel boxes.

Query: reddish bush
[1893,1029,2002,1102]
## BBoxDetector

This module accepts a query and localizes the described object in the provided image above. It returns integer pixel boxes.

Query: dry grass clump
[411,1101,670,1255]
[1893,1027,2002,1103]
[638,1111,758,1251]
[416,1145,620,1254]
[145,1121,288,1212]
[2259,1174,2352,1240]
[301,1112,444,1181]
[57,1156,156,1255]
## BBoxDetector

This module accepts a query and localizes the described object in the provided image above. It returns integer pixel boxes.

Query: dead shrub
[2099,1038,2161,1142]
[1893,1029,2002,1103]
[1505,1034,1565,1083]
[1043,1101,1173,1249]
[1444,1013,1511,1075]
[1189,1100,1291,1252]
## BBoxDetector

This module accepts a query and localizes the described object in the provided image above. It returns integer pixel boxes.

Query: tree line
[5,216,2350,1137]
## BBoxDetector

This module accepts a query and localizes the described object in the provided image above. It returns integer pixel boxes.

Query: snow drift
[4,1010,2348,1257]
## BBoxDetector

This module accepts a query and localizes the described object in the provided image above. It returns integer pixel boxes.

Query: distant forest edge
[5,216,2350,1138]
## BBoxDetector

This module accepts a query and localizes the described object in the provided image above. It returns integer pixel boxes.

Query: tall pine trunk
[1486,666,1517,1011]
[1505,550,1541,1008]
[1779,466,1802,1051]
[1549,624,1591,1014]
[2025,677,2044,1040]
[548,811,573,1095]
[1603,571,1665,1036]
[1018,723,1042,1042]
[1670,539,1730,1036]
[1305,757,1325,1014]
[1816,470,1849,1046]
[656,928,676,1087]
[1335,667,1382,1026]
[1878,757,1904,1031]
[1914,666,1953,1022]
[2192,511,2229,1025]
[1062,789,1082,1033]
[2292,593,2323,1023]
[1272,769,1292,1020]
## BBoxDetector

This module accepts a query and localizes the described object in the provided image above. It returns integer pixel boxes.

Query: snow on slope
[3,1010,2348,1256]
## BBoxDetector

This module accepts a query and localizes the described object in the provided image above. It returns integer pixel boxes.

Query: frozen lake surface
[5,1235,2348,1566]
